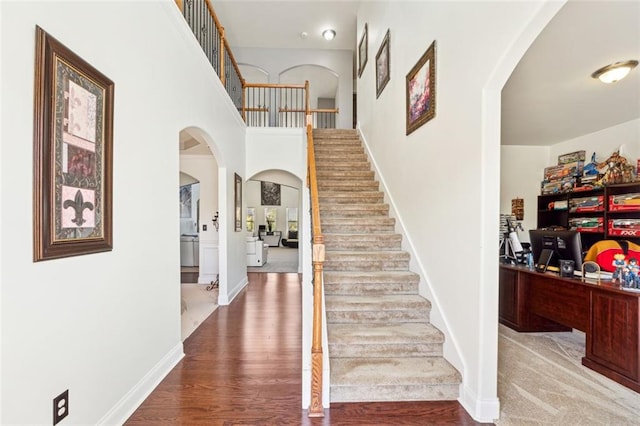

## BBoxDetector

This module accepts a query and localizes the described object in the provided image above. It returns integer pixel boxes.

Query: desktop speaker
[560,260,575,277]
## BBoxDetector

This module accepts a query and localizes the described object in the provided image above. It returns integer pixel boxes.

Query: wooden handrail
[279,108,340,114]
[307,121,325,417]
[244,82,307,90]
[174,0,183,12]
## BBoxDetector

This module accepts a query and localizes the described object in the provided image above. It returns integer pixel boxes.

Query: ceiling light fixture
[322,29,336,41]
[591,60,638,84]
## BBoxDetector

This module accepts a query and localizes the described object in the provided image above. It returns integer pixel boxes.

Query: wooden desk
[499,264,640,393]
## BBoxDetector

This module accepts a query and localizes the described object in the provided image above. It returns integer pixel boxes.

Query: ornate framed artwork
[234,173,242,232]
[33,26,114,261]
[375,29,390,98]
[406,40,436,135]
[358,23,368,78]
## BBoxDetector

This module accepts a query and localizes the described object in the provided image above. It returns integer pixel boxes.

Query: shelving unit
[537,182,640,249]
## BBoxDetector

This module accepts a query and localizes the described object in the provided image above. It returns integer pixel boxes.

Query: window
[264,207,277,232]
[287,207,298,233]
[246,207,255,233]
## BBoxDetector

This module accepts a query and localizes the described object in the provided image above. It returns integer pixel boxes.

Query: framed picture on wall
[234,173,242,232]
[375,29,390,98]
[358,23,368,78]
[33,26,114,261]
[406,40,436,135]
[261,181,281,206]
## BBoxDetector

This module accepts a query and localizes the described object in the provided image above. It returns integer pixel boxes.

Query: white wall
[356,0,563,421]
[500,146,550,241]
[501,118,640,242]
[0,1,247,424]
[233,47,353,129]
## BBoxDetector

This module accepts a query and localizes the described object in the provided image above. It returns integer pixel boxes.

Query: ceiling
[183,0,640,151]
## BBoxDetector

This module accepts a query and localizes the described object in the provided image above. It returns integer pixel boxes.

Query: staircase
[313,128,461,402]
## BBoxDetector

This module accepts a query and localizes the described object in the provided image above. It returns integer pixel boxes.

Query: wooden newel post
[308,239,325,417]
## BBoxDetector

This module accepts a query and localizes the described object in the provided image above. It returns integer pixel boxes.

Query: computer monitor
[529,229,584,271]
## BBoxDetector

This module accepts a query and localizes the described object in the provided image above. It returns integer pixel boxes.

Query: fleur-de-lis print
[62,189,94,227]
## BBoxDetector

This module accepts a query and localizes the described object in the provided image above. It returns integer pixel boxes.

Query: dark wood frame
[358,23,368,78]
[261,181,281,206]
[375,29,391,98]
[406,40,436,135]
[234,173,242,232]
[33,26,114,261]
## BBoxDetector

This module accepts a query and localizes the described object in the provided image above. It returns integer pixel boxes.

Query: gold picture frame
[375,29,390,98]
[358,23,368,78]
[33,26,114,261]
[234,173,242,232]
[406,40,436,135]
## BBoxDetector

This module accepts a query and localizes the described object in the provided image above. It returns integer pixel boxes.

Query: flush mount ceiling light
[591,60,639,84]
[322,29,336,41]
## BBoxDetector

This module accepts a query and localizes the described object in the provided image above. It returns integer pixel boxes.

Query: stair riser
[317,172,374,180]
[318,184,380,191]
[327,310,430,323]
[320,208,389,218]
[316,163,371,171]
[319,196,384,204]
[322,224,395,234]
[324,282,418,295]
[330,384,460,403]
[324,241,401,251]
[324,261,410,272]
[329,343,443,358]
[315,145,364,153]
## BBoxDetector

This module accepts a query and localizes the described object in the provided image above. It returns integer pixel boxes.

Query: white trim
[218,275,248,305]
[97,343,184,425]
[459,384,500,424]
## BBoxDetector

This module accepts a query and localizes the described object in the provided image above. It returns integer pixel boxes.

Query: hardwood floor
[126,272,484,425]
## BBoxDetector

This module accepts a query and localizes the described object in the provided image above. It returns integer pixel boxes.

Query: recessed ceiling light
[591,60,638,84]
[322,29,336,41]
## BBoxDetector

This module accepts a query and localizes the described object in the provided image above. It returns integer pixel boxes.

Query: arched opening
[179,127,222,341]
[245,169,302,273]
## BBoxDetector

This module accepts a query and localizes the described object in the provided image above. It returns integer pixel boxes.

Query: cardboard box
[543,161,584,181]
[569,217,603,233]
[608,219,640,237]
[609,192,640,212]
[541,177,576,195]
[569,195,604,212]
[558,150,586,165]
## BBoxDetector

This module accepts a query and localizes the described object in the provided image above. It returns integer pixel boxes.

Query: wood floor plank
[126,272,486,425]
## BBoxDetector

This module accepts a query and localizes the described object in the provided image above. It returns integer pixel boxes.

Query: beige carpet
[497,324,640,425]
[247,246,298,273]
[181,283,218,340]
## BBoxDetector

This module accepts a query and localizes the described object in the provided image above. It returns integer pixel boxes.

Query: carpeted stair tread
[323,233,402,249]
[317,181,379,191]
[318,192,384,203]
[320,204,390,218]
[316,170,374,180]
[328,323,443,345]
[325,294,430,311]
[324,271,420,295]
[331,357,460,385]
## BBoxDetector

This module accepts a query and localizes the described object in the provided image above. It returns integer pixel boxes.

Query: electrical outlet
[203,224,207,231]
[53,390,69,425]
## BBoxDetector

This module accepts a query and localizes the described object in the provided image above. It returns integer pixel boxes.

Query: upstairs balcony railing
[175,0,338,129]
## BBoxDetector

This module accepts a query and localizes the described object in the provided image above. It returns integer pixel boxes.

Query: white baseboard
[459,384,500,423]
[218,275,248,305]
[97,342,184,425]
